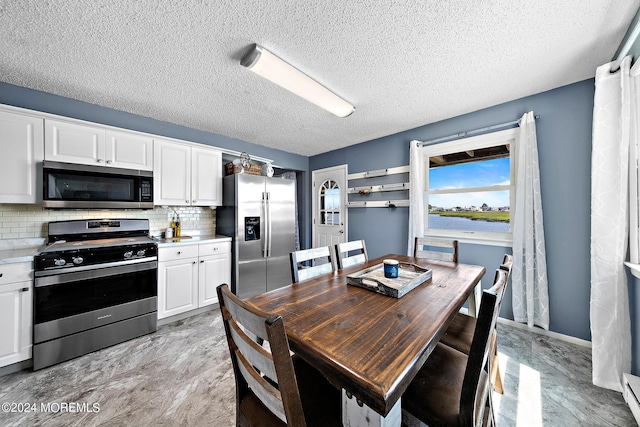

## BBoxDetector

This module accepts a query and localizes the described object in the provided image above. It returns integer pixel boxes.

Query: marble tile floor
[0,309,635,427]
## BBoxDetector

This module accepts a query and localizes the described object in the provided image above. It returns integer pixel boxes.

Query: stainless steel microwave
[42,161,153,209]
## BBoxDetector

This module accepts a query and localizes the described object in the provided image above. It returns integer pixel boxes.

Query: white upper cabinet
[154,138,222,207]
[0,110,44,204]
[191,145,222,206]
[105,130,153,171]
[45,119,104,165]
[45,119,153,170]
[154,139,191,206]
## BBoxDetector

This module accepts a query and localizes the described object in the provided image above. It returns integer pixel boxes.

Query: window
[421,128,518,242]
[319,179,341,225]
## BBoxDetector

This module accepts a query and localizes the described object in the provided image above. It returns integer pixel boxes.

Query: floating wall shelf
[347,165,410,180]
[348,200,410,208]
[348,182,410,194]
[347,165,410,209]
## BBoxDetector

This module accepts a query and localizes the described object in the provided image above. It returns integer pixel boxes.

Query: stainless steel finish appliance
[217,174,296,299]
[42,161,153,209]
[33,219,157,370]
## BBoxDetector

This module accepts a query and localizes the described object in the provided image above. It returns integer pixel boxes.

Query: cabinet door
[0,110,44,204]
[0,281,32,367]
[198,252,230,307]
[157,258,198,319]
[191,146,222,206]
[154,139,191,206]
[105,130,153,171]
[45,119,105,166]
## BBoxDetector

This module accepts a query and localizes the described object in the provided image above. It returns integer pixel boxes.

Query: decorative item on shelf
[240,152,251,169]
[266,163,274,177]
[387,200,410,207]
[358,187,371,195]
[225,152,263,176]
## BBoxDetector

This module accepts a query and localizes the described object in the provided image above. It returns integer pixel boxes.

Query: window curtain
[590,56,636,392]
[408,140,424,255]
[512,112,550,330]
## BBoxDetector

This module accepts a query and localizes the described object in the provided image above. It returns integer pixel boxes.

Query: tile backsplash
[0,204,216,239]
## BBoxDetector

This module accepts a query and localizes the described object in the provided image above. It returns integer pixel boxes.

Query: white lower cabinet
[157,254,199,319]
[157,240,231,320]
[198,242,231,307]
[0,262,33,368]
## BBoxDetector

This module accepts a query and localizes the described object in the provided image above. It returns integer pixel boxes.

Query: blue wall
[0,79,604,343]
[0,81,312,249]
[311,79,595,341]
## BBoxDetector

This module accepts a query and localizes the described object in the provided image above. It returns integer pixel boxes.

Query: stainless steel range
[33,219,158,370]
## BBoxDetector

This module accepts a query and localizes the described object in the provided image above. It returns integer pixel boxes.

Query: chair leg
[489,332,504,394]
[490,353,504,394]
[483,386,496,427]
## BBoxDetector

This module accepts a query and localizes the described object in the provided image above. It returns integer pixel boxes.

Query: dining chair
[414,237,459,263]
[335,240,368,269]
[290,246,336,283]
[439,253,513,394]
[403,268,508,427]
[501,254,513,272]
[217,284,341,427]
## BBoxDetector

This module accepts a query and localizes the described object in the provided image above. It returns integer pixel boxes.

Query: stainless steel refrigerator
[217,174,296,299]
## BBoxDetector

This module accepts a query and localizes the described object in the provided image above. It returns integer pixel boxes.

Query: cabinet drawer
[0,262,34,286]
[158,245,199,261]
[199,241,231,256]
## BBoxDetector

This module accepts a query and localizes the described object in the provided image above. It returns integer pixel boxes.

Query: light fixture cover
[241,44,355,118]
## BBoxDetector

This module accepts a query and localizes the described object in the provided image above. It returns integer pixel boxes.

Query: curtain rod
[417,114,540,147]
[611,6,640,72]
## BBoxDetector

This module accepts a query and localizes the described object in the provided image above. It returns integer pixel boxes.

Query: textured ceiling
[1,1,638,156]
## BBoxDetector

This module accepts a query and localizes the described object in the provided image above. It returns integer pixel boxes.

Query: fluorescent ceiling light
[241,44,355,118]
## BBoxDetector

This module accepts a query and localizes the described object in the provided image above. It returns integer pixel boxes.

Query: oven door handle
[35,260,157,288]
[34,257,157,278]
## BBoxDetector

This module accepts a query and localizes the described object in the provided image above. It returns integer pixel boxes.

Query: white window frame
[421,128,518,244]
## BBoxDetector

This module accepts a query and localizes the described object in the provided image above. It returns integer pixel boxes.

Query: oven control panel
[35,243,158,272]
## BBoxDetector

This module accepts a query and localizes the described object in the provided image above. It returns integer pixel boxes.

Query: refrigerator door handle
[266,192,272,258]
[262,192,269,257]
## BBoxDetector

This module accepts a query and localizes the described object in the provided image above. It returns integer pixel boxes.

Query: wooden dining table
[246,254,485,427]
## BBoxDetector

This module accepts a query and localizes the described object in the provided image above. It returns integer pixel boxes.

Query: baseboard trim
[157,304,218,327]
[0,359,33,377]
[459,307,592,349]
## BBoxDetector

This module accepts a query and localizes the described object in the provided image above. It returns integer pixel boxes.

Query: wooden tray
[347,262,432,298]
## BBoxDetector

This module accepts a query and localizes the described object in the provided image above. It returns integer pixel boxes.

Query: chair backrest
[496,253,513,310]
[459,268,508,425]
[290,246,336,283]
[335,240,368,269]
[500,254,513,274]
[414,237,458,262]
[217,284,307,426]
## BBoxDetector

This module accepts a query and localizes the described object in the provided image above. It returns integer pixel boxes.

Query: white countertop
[0,238,45,265]
[0,247,41,265]
[0,234,233,264]
[153,233,231,247]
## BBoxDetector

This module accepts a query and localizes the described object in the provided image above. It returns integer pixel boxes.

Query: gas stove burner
[39,236,156,253]
[36,219,157,272]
